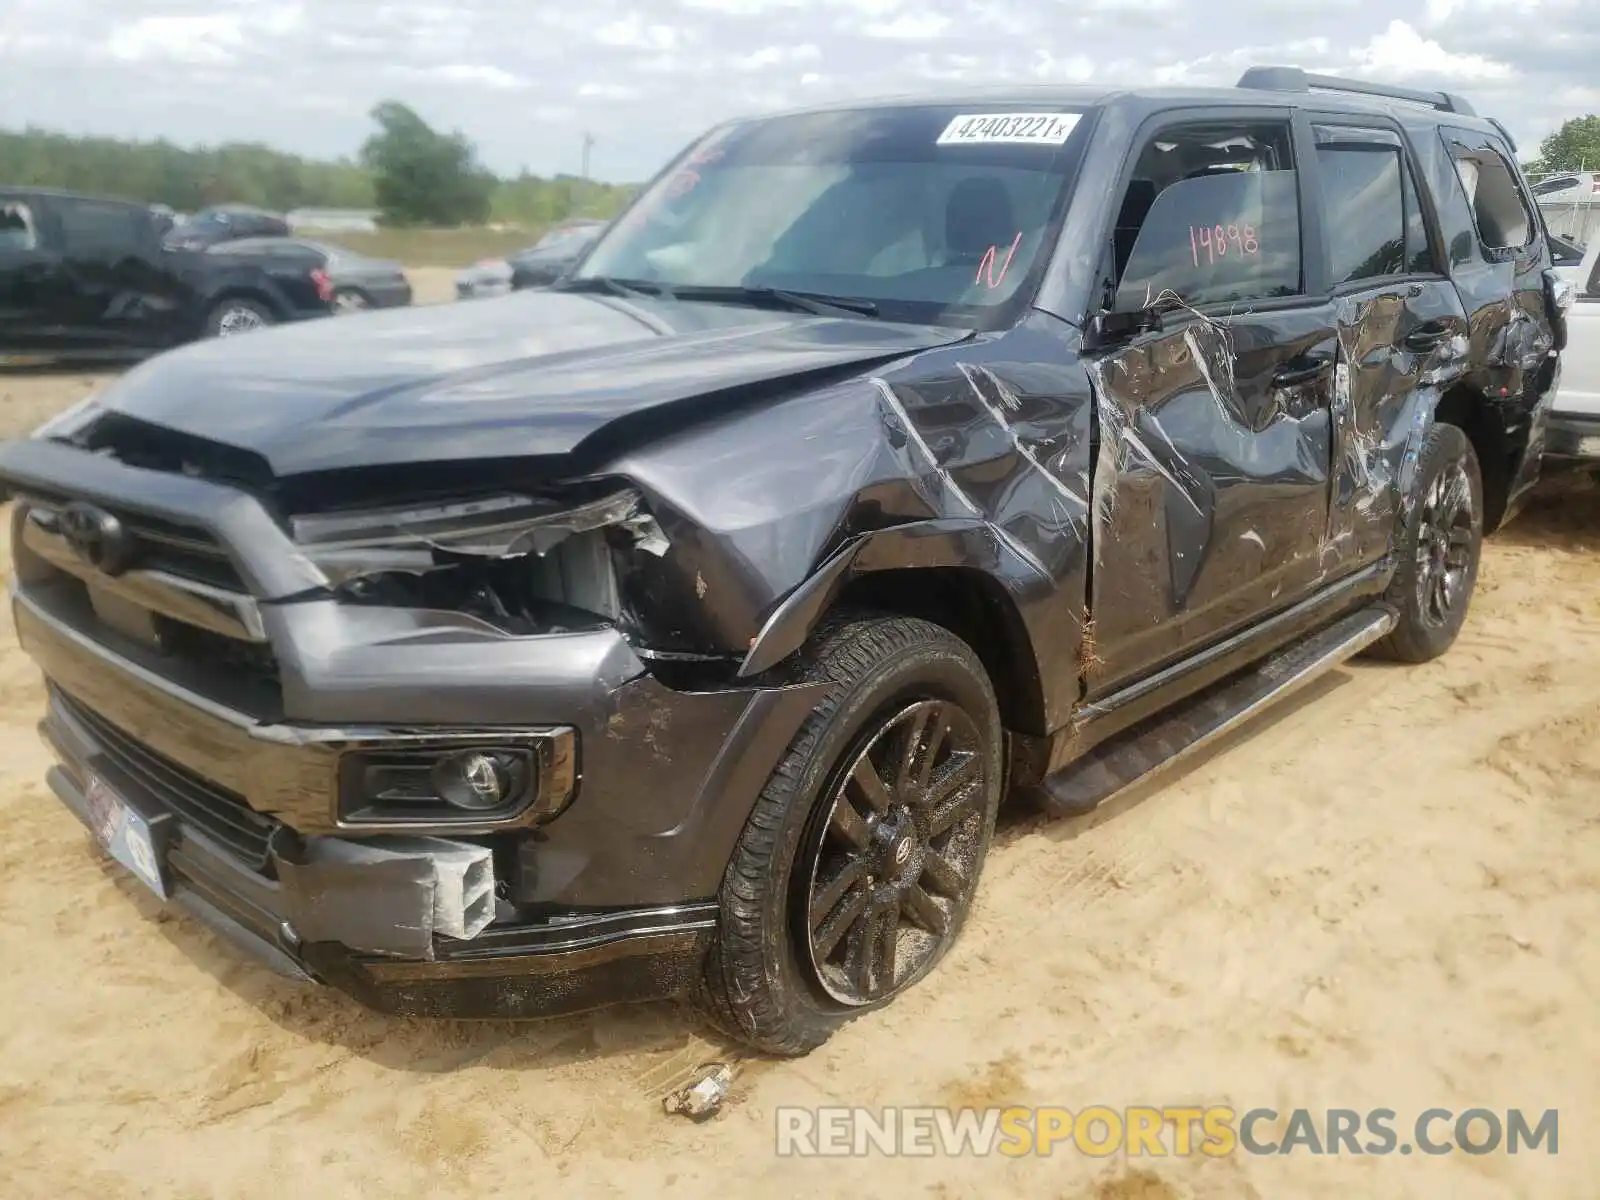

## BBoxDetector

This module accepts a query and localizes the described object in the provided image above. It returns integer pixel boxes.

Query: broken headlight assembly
[289,485,670,637]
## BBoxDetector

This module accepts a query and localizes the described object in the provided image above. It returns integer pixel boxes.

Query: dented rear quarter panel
[1408,113,1556,525]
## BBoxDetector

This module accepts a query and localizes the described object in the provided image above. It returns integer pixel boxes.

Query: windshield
[575,104,1092,326]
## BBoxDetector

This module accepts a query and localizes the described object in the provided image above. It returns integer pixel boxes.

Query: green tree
[1532,115,1600,175]
[0,119,636,233]
[360,101,494,227]
[0,126,372,211]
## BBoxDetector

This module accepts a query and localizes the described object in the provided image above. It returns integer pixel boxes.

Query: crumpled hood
[91,289,971,477]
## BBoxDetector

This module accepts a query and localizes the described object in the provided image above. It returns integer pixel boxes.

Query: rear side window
[1316,145,1406,284]
[1112,120,1302,308]
[0,201,38,251]
[57,200,147,256]
[1449,143,1533,252]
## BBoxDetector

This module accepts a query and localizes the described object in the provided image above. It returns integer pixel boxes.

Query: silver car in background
[455,219,606,299]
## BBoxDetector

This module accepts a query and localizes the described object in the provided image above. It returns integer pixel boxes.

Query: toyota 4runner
[0,67,1571,1055]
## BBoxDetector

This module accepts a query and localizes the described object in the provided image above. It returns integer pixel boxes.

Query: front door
[1082,113,1339,695]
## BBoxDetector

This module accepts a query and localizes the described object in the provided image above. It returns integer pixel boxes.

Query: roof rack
[1237,66,1477,117]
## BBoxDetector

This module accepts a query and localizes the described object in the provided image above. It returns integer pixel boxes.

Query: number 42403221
[1190,223,1259,266]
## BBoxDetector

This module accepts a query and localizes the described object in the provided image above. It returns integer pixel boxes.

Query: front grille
[16,490,283,716]
[21,493,245,592]
[55,688,281,872]
[118,510,244,591]
[157,618,282,693]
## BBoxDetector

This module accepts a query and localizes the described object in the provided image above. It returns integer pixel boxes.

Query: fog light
[431,750,527,812]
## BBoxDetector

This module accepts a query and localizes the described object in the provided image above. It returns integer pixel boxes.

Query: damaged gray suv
[0,67,1572,1055]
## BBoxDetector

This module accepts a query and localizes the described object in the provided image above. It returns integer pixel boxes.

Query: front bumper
[2,438,830,1018]
[40,681,720,1018]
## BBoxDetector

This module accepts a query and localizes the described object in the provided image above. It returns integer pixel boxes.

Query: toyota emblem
[57,502,136,576]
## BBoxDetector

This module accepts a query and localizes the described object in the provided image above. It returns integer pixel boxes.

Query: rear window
[577,104,1094,328]
[0,201,38,251]
[57,200,147,256]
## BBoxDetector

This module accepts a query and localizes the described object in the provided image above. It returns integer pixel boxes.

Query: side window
[1400,159,1436,274]
[1315,144,1406,284]
[57,201,147,257]
[1112,121,1302,309]
[0,201,39,251]
[1448,143,1533,252]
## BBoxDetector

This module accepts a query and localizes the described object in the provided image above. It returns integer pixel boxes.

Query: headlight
[291,486,670,634]
[292,487,666,584]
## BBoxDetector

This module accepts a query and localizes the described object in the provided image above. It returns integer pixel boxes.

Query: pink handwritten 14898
[1189,223,1259,267]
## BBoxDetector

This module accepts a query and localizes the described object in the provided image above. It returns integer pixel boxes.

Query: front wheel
[697,614,1003,1056]
[206,298,274,338]
[1371,421,1484,662]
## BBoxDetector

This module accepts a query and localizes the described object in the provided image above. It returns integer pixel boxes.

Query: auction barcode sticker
[936,113,1081,146]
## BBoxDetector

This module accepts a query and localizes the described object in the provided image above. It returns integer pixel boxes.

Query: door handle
[1272,355,1334,388]
[1402,323,1451,353]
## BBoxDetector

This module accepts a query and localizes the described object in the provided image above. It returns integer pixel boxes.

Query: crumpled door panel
[1083,306,1337,694]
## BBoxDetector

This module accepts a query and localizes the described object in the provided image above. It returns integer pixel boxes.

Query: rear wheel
[697,614,1003,1056]
[206,298,274,338]
[1371,421,1484,662]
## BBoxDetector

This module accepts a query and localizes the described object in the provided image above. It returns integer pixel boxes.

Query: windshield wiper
[667,284,879,318]
[553,275,676,302]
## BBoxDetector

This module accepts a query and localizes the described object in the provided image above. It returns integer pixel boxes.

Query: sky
[1,0,1596,183]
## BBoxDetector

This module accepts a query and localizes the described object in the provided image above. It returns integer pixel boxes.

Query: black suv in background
[0,68,1571,1055]
[162,203,292,251]
[0,188,334,360]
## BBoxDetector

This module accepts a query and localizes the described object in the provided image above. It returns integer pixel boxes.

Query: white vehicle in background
[1547,282,1600,475]
[1548,233,1594,294]
[1530,169,1600,207]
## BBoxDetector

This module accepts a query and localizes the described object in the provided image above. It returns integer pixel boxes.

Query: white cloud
[1351,19,1513,83]
[0,0,1593,181]
[596,16,681,50]
[104,16,246,65]
[863,13,951,39]
[432,64,528,89]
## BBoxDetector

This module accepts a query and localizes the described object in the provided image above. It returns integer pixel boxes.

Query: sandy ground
[0,347,1597,1198]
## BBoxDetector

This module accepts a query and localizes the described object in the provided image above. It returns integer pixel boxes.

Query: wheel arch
[739,524,1051,738]
[1432,384,1510,531]
[206,287,283,321]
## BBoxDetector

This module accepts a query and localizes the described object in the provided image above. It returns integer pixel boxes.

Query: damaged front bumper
[38,673,724,1018]
[6,472,832,1018]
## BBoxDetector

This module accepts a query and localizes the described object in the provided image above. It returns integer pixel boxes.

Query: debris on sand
[662,1062,734,1122]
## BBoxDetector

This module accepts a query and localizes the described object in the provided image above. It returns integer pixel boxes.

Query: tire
[333,288,371,313]
[696,613,1004,1056]
[1370,421,1484,663]
[206,298,274,338]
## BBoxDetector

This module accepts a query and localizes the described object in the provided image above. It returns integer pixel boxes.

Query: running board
[1038,605,1397,817]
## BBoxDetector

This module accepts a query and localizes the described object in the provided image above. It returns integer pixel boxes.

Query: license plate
[84,775,168,899]
[1578,435,1600,457]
